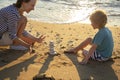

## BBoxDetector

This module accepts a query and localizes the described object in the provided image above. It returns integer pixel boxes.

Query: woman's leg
[17,16,27,37]
[16,16,35,45]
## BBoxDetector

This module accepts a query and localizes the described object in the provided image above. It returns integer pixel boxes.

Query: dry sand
[0,20,120,80]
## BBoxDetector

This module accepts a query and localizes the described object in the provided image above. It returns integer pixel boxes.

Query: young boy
[64,10,114,64]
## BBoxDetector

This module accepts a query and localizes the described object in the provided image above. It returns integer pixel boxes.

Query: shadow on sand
[64,53,118,80]
[0,49,37,80]
[0,49,28,67]
[38,54,55,74]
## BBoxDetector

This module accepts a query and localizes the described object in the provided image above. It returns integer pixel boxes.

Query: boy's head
[90,10,107,29]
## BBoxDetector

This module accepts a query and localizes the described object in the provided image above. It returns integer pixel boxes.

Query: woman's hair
[14,0,31,8]
[90,10,107,28]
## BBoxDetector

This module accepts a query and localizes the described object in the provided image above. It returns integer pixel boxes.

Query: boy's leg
[74,38,92,52]
[82,49,88,58]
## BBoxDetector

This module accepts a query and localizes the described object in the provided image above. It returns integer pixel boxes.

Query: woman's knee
[17,16,27,36]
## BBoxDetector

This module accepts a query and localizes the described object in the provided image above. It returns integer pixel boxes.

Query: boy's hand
[37,35,46,43]
[79,57,89,65]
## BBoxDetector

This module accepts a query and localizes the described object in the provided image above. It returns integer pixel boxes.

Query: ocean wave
[0,0,120,26]
[108,14,120,17]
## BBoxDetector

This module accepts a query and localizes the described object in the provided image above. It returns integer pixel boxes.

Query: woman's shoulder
[0,4,20,18]
[1,5,11,10]
[0,4,17,12]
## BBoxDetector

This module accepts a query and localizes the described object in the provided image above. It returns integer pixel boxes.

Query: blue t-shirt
[92,27,114,58]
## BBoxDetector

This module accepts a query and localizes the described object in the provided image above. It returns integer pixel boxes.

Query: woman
[0,0,45,50]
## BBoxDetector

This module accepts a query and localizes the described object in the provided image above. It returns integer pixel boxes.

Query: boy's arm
[87,44,97,59]
[80,44,97,64]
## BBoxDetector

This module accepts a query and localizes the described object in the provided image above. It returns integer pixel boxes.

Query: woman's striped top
[0,4,21,40]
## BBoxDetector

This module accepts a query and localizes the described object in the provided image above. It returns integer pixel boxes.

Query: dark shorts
[91,51,109,61]
[83,50,109,61]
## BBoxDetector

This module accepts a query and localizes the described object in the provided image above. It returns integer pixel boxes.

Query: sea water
[0,0,120,26]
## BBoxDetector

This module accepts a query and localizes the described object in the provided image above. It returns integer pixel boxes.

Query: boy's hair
[90,10,107,28]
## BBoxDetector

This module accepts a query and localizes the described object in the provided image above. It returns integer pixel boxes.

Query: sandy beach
[0,20,120,80]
